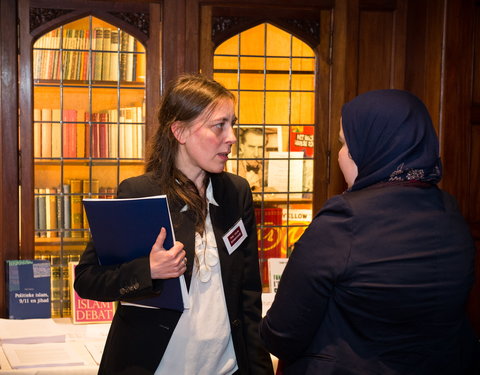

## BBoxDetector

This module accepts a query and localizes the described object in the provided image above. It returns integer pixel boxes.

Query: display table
[0,298,278,374]
[0,318,108,374]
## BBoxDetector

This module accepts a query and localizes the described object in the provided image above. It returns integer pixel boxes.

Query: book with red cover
[255,207,283,287]
[82,195,188,311]
[69,262,116,324]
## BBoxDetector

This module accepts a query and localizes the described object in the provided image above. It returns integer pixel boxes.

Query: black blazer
[260,183,480,375]
[75,172,274,375]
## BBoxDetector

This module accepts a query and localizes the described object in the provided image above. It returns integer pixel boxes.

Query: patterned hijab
[341,89,442,192]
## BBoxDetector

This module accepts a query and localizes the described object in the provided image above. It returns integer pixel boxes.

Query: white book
[267,151,304,198]
[0,318,65,344]
[2,342,85,369]
[268,258,288,293]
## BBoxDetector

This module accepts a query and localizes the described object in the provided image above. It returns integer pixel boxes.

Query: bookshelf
[32,16,147,317]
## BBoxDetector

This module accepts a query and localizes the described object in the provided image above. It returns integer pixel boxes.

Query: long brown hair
[146,74,234,234]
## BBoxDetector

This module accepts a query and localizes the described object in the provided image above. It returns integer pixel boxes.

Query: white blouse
[155,181,238,375]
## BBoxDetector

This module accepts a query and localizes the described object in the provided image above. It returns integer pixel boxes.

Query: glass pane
[292,38,315,57]
[265,92,290,124]
[266,57,290,71]
[238,91,264,124]
[291,73,315,91]
[214,72,238,90]
[266,74,290,91]
[292,57,315,71]
[266,24,291,56]
[214,56,238,70]
[291,92,315,124]
[240,56,264,71]
[215,35,239,55]
[240,24,265,55]
[239,73,264,90]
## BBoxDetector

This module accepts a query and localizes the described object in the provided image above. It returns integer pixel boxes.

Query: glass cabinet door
[214,23,316,290]
[33,16,146,317]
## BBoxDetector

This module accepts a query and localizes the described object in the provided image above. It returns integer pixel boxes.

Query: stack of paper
[2,342,85,369]
[0,318,65,344]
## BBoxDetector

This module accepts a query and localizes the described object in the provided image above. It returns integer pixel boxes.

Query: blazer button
[119,287,126,295]
[232,319,241,328]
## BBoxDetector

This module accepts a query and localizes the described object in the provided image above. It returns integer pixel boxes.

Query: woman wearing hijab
[260,89,480,374]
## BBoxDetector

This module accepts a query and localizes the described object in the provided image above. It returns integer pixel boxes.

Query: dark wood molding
[29,2,151,43]
[210,6,322,48]
[0,0,20,318]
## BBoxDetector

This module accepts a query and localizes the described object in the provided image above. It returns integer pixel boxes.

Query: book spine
[51,109,62,158]
[69,179,83,238]
[38,188,47,238]
[63,184,71,237]
[76,110,86,158]
[41,108,52,158]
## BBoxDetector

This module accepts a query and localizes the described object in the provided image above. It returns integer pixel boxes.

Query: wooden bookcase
[18,1,161,317]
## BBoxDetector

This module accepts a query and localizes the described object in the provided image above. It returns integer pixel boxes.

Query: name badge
[223,219,247,254]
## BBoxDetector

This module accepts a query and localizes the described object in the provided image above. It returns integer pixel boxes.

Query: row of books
[33,27,140,82]
[34,106,145,159]
[34,179,116,239]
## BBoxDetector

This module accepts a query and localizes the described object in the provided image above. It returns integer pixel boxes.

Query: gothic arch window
[213,23,316,288]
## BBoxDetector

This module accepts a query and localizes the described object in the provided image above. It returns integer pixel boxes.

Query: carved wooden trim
[212,15,320,47]
[30,8,149,37]
[282,18,320,43]
[30,8,72,32]
[212,15,250,40]
[109,11,149,36]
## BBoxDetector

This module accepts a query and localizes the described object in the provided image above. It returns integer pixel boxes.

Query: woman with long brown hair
[75,74,273,375]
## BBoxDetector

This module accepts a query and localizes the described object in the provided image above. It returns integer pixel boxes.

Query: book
[82,195,188,311]
[255,207,283,287]
[267,258,288,293]
[82,179,99,238]
[69,262,116,324]
[70,179,83,238]
[267,151,304,198]
[51,109,61,158]
[0,318,64,344]
[41,108,52,158]
[62,183,71,237]
[63,109,77,158]
[45,187,57,238]
[5,260,51,319]
[37,188,47,238]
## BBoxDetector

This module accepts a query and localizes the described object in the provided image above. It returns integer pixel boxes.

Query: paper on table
[84,341,105,365]
[2,342,85,369]
[0,318,65,344]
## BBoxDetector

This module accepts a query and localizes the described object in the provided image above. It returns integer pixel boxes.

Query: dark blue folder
[83,195,185,312]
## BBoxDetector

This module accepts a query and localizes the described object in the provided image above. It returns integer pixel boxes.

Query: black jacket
[261,183,480,375]
[75,171,274,375]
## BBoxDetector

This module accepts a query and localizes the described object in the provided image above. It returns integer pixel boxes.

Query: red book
[69,262,115,324]
[62,109,77,158]
[255,207,283,287]
[98,112,108,158]
[289,125,314,157]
